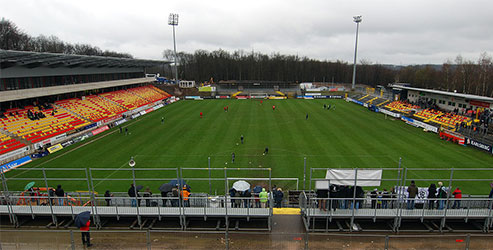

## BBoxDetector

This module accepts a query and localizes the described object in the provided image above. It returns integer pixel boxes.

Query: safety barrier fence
[0,229,492,250]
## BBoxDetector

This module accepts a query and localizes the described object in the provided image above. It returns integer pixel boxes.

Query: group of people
[127,183,192,207]
[316,185,366,211]
[27,109,47,120]
[229,186,284,208]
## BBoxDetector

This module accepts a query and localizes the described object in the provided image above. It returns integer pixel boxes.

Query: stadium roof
[0,50,170,69]
[0,77,154,103]
[390,84,493,103]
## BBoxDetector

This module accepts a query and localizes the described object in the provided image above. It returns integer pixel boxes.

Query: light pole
[168,13,179,83]
[351,15,362,91]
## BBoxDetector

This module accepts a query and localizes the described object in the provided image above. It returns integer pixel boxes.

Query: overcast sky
[1,0,492,65]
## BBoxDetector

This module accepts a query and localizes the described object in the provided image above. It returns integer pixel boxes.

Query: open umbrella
[233,180,250,192]
[159,183,173,193]
[169,179,187,187]
[136,185,144,191]
[24,181,35,191]
[74,211,91,228]
[253,185,263,194]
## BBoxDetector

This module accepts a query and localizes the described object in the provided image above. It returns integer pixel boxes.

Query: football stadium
[1,3,493,249]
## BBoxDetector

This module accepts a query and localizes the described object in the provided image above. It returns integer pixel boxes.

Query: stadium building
[391,84,493,112]
[0,50,172,164]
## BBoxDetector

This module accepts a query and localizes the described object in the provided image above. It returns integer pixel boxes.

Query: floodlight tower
[168,13,179,83]
[351,15,362,90]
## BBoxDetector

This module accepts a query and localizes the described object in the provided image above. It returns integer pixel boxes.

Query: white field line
[93,161,131,188]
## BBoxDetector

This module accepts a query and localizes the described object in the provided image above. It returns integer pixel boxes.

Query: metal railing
[301,196,493,232]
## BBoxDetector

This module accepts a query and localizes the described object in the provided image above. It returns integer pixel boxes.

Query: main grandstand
[0,50,171,162]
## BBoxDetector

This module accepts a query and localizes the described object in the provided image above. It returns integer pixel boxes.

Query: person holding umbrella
[159,183,173,207]
[128,184,140,207]
[75,211,92,247]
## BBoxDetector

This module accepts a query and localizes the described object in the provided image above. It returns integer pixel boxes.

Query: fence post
[146,229,151,250]
[350,168,358,232]
[0,168,16,225]
[208,157,212,195]
[441,168,454,231]
[70,229,75,250]
[303,157,306,190]
[88,168,100,228]
[131,163,141,227]
[224,167,229,243]
[225,228,229,250]
[305,226,309,250]
[465,233,470,250]
[42,168,57,226]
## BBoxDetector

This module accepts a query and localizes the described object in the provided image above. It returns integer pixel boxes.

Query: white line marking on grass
[93,161,130,188]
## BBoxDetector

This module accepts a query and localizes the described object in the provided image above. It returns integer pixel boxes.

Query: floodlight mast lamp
[351,15,362,91]
[168,13,179,83]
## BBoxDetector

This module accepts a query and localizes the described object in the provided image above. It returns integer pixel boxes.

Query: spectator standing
[143,187,152,207]
[316,188,327,211]
[437,182,447,210]
[171,186,179,207]
[275,188,284,208]
[181,185,190,207]
[128,184,138,207]
[370,189,378,209]
[55,185,65,206]
[452,187,462,209]
[229,188,237,208]
[407,181,418,210]
[382,189,390,209]
[259,188,268,208]
[80,219,92,247]
[104,190,113,206]
[242,189,251,208]
[427,183,437,209]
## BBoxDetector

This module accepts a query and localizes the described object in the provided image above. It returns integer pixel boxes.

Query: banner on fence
[0,156,32,172]
[466,137,493,153]
[379,109,401,118]
[0,146,31,161]
[91,125,109,136]
[401,116,439,133]
[31,151,49,158]
[114,119,128,126]
[325,169,382,186]
[215,95,230,99]
[47,143,64,154]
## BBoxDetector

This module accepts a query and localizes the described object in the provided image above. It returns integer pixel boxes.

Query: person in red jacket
[80,220,92,247]
[200,112,203,118]
[452,187,462,209]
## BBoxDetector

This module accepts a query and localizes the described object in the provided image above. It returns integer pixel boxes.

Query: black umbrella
[74,211,90,228]
[159,183,173,193]
[136,185,144,191]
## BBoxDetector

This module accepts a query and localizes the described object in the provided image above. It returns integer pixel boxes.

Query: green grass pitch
[4,99,493,195]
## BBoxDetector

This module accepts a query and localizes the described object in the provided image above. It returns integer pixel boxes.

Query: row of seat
[384,101,420,114]
[414,108,471,128]
[0,86,170,154]
[0,135,26,155]
[128,85,171,103]
[55,95,126,122]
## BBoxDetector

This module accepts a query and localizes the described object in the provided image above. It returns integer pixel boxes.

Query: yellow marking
[232,91,242,97]
[273,208,301,215]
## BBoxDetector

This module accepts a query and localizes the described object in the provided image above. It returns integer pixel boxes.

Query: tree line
[1,18,491,97]
[0,18,132,58]
[163,49,493,97]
